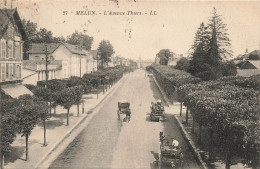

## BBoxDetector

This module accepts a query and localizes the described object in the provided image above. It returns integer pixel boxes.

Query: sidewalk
[4,75,127,169]
[151,74,207,169]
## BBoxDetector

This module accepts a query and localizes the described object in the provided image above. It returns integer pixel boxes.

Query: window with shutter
[8,41,13,58]
[1,40,6,58]
[10,64,13,80]
[6,63,9,80]
[2,64,6,81]
[6,41,8,58]
[15,42,20,59]
[13,63,16,79]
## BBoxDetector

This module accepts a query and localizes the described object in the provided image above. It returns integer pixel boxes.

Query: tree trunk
[54,106,56,115]
[67,108,70,126]
[82,102,84,114]
[77,104,79,117]
[25,134,29,161]
[49,101,52,116]
[103,83,104,94]
[198,122,202,145]
[208,129,214,161]
[225,150,231,169]
[186,107,189,125]
[43,119,46,146]
[192,117,195,133]
[1,154,4,169]
[180,102,182,116]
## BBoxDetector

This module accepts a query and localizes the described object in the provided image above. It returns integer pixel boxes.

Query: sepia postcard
[0,0,259,169]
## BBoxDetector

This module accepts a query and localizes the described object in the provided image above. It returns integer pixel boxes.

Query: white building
[24,42,89,84]
[85,50,98,73]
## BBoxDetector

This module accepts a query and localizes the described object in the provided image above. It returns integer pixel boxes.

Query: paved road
[49,69,199,169]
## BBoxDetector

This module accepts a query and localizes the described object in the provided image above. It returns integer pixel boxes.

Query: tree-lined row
[146,64,200,100]
[1,65,132,168]
[178,79,259,169]
[147,64,259,169]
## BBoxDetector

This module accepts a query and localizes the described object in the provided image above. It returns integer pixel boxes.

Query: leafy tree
[34,98,48,146]
[52,36,66,43]
[157,49,173,65]
[56,87,77,125]
[21,19,38,60]
[206,7,233,59]
[16,95,40,161]
[73,86,84,117]
[189,8,233,80]
[175,57,190,71]
[188,43,208,75]
[34,28,54,43]
[191,22,208,54]
[221,61,237,76]
[66,31,93,50]
[0,98,18,169]
[98,40,114,69]
[22,19,66,59]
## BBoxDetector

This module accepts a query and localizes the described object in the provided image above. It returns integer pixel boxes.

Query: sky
[1,0,260,61]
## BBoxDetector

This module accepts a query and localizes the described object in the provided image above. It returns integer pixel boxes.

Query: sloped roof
[249,60,260,70]
[28,42,88,55]
[27,43,62,54]
[0,8,27,40]
[249,50,260,56]
[63,43,87,55]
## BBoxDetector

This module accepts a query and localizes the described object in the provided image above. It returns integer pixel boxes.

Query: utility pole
[0,84,3,169]
[45,43,49,86]
[79,37,83,78]
[44,43,50,146]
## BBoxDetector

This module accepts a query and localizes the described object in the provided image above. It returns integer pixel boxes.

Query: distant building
[237,49,260,61]
[154,53,181,66]
[0,8,32,98]
[22,60,61,85]
[167,57,179,66]
[237,60,260,77]
[85,50,98,73]
[24,42,88,84]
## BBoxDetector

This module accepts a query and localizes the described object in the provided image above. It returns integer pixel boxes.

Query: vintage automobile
[117,100,131,122]
[159,132,183,169]
[150,102,165,122]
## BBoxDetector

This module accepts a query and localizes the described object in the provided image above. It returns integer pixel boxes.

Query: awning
[1,84,33,98]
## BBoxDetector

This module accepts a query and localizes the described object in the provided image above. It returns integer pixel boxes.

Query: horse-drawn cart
[150,102,165,122]
[159,132,183,169]
[117,100,131,122]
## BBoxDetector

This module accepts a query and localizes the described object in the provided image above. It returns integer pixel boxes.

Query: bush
[174,57,190,71]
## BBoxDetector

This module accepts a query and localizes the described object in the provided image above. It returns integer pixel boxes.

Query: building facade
[0,8,32,98]
[25,42,88,85]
